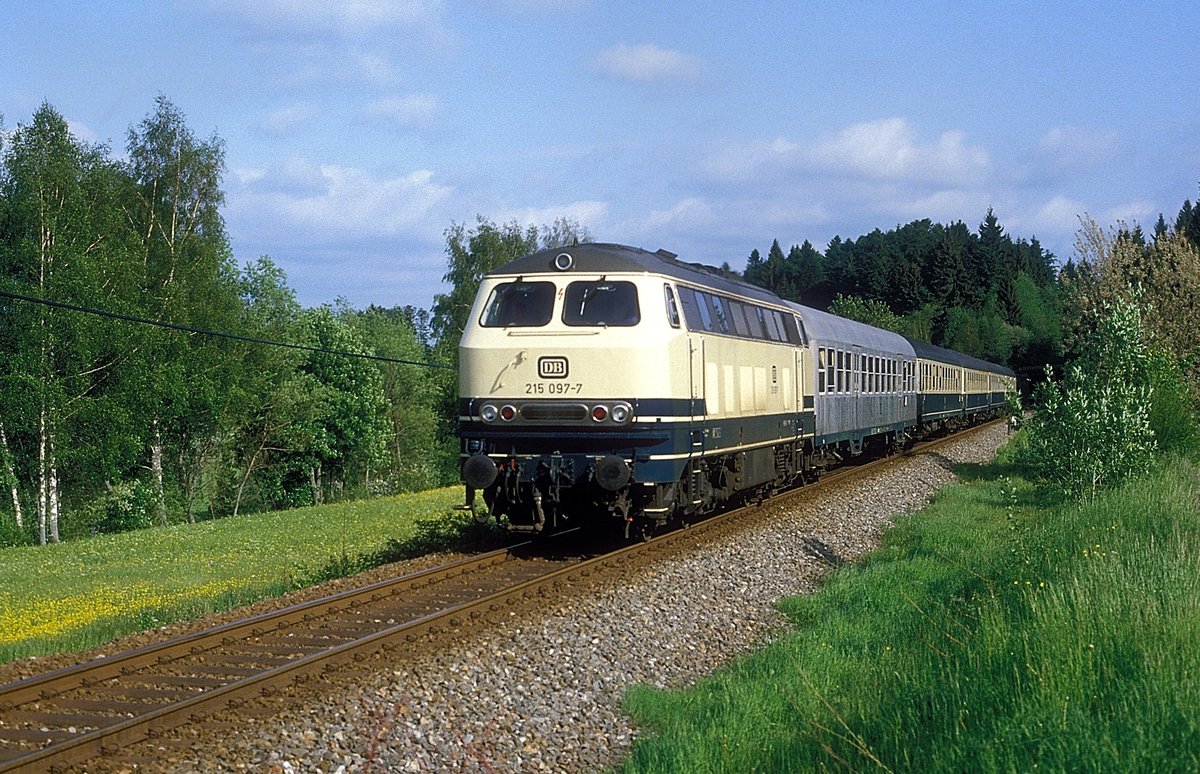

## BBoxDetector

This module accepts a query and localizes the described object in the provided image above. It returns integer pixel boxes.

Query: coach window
[564,280,640,326]
[817,348,826,393]
[664,285,681,328]
[481,281,555,327]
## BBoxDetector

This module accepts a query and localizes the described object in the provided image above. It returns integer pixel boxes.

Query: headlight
[611,402,632,423]
[480,404,498,422]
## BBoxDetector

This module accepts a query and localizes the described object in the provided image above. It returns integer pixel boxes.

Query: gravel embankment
[103,423,1010,773]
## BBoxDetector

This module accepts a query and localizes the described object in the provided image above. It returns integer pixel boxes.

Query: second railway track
[0,420,1001,773]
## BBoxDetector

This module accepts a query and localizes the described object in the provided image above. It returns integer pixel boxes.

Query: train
[456,243,1015,539]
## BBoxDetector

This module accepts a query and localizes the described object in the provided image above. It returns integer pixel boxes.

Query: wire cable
[0,288,455,371]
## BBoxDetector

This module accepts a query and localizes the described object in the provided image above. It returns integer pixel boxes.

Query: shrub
[1017,298,1156,499]
[74,480,158,535]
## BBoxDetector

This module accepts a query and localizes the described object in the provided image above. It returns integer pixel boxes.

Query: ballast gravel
[130,424,1010,772]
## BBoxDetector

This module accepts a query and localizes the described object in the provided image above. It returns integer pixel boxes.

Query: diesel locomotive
[457,243,1014,538]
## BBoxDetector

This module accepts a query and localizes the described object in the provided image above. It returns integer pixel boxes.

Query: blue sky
[3,1,1198,310]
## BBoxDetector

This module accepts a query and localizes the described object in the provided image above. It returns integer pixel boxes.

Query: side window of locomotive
[747,306,766,340]
[664,284,681,328]
[563,280,640,326]
[791,315,807,345]
[480,281,556,327]
[694,290,715,331]
[728,303,747,337]
[762,309,782,342]
[708,295,732,334]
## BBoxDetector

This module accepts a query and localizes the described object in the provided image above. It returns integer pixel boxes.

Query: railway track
[0,420,1000,773]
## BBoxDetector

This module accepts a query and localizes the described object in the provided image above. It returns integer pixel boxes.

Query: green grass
[621,448,1200,773]
[0,487,494,664]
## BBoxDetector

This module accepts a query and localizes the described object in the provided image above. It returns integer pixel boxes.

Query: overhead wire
[0,288,455,371]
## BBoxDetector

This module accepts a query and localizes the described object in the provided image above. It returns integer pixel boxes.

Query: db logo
[538,356,569,378]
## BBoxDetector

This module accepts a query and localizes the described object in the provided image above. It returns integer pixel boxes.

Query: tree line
[0,99,451,544]
[742,211,1063,376]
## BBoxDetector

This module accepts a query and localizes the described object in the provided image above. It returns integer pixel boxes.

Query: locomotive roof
[903,336,1016,377]
[489,242,786,308]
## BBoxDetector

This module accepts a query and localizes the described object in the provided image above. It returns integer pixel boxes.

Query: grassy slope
[621,449,1200,773]
[0,487,474,662]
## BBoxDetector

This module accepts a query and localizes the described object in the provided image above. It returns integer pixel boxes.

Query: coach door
[851,345,862,432]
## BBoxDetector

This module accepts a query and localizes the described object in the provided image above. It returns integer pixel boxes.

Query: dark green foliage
[747,211,1065,377]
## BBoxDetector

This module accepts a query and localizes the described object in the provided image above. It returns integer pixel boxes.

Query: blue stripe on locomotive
[459,399,818,488]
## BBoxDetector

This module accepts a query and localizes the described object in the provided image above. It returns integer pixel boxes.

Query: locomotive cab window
[563,280,640,326]
[481,281,556,327]
[664,284,681,328]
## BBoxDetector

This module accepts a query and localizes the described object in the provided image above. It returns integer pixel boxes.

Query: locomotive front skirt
[457,243,1014,537]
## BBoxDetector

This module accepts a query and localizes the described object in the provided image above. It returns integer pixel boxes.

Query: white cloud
[634,197,717,233]
[201,0,444,35]
[812,118,990,186]
[495,201,610,231]
[1028,195,1087,236]
[231,160,453,240]
[1101,200,1157,229]
[591,43,702,84]
[66,118,98,145]
[361,94,442,126]
[1037,126,1119,170]
[701,119,990,189]
[700,137,804,183]
[888,188,996,223]
[260,102,319,136]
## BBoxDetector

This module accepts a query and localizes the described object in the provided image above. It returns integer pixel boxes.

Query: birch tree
[0,423,21,528]
[0,103,128,542]
[121,96,237,525]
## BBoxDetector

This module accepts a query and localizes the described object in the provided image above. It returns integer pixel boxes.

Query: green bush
[72,479,158,535]
[1017,298,1156,499]
[1146,349,1200,459]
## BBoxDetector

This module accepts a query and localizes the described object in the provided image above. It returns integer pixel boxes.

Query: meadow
[0,487,482,663]
[620,448,1200,772]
